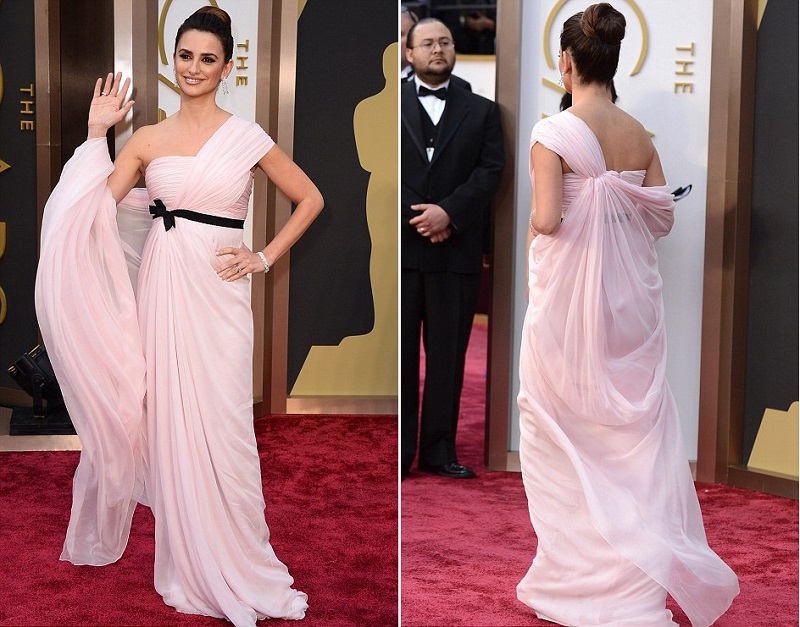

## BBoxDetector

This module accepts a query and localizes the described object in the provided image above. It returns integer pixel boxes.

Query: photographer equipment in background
[6,345,75,435]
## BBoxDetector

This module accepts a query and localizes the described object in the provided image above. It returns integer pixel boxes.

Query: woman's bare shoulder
[613,107,649,137]
[124,119,176,162]
[131,118,175,142]
[614,108,654,154]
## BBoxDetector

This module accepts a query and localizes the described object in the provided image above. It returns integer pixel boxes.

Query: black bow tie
[418,86,447,100]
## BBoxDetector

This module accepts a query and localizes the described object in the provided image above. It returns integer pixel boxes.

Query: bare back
[565,103,665,187]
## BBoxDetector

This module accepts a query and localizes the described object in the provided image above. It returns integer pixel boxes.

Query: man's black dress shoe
[418,462,476,479]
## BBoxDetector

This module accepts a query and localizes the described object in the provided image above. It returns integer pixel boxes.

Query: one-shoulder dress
[35,115,307,626]
[517,111,738,627]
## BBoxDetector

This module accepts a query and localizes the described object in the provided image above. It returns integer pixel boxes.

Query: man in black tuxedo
[401,18,504,479]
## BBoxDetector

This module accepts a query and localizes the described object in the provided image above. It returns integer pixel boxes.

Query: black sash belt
[149,198,244,231]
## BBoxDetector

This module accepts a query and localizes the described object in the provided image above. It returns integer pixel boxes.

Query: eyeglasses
[411,39,454,51]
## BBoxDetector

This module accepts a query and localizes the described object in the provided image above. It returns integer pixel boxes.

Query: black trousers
[401,269,481,471]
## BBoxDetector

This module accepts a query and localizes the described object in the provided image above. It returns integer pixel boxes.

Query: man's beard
[415,61,452,84]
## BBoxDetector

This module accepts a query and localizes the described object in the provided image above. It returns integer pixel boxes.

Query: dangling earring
[558,72,564,87]
[221,78,229,95]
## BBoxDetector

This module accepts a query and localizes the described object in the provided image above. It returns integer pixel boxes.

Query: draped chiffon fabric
[35,115,307,625]
[516,111,738,627]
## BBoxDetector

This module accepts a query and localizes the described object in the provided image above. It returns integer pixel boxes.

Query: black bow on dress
[149,198,176,231]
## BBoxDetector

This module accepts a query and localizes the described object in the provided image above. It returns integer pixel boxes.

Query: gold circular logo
[543,0,649,76]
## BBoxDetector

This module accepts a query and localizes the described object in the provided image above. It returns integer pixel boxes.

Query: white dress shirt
[414,76,449,126]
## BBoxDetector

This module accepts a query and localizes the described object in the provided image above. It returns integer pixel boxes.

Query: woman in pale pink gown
[35,7,323,626]
[517,4,738,626]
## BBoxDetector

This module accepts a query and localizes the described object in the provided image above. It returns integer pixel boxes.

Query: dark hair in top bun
[560,3,625,86]
[174,6,234,63]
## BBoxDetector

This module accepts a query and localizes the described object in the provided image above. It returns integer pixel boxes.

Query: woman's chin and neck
[175,90,226,122]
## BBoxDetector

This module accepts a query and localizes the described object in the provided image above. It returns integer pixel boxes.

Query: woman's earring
[221,78,229,95]
[558,72,564,87]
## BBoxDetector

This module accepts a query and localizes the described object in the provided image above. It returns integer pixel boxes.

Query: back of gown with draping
[516,111,738,627]
[35,115,307,627]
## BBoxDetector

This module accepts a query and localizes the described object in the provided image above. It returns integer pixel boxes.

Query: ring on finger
[234,263,240,273]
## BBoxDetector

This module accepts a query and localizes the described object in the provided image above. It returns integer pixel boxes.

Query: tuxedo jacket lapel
[430,90,468,166]
[401,83,427,162]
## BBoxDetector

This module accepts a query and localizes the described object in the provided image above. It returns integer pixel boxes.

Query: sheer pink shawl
[35,117,273,566]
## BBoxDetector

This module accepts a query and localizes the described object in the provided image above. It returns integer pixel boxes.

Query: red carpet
[0,414,397,626]
[402,319,799,626]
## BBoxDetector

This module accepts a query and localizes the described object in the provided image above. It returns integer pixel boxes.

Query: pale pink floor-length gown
[516,111,739,627]
[35,115,307,626]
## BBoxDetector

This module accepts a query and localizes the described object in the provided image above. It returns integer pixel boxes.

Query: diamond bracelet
[256,251,271,273]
